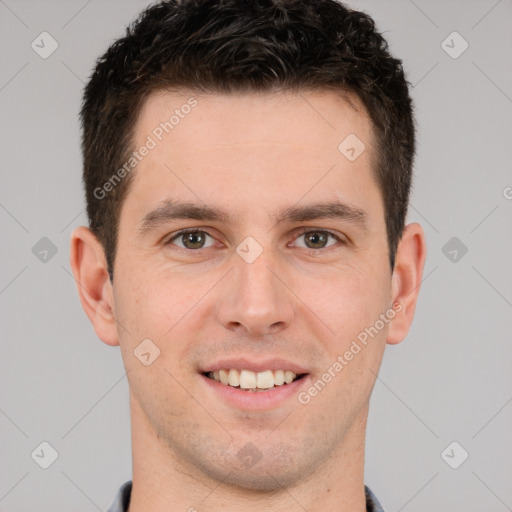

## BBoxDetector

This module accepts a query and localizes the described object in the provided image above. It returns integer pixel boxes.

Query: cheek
[295,264,389,339]
[114,266,215,343]
[300,273,389,411]
[113,272,202,399]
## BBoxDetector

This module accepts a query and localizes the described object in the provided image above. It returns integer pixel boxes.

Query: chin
[203,444,319,492]
[210,462,305,492]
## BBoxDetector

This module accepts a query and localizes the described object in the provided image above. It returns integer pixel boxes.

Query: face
[111,90,395,489]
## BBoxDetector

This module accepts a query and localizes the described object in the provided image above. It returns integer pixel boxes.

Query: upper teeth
[209,369,298,389]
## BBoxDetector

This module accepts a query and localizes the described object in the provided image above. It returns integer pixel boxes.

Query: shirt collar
[107,480,385,512]
[365,485,386,512]
[107,480,131,512]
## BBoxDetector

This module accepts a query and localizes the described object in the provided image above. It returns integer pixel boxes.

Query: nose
[215,249,294,337]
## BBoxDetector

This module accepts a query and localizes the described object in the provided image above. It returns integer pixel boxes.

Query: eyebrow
[138,199,369,234]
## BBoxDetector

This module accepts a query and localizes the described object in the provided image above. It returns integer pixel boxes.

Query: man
[70,0,426,510]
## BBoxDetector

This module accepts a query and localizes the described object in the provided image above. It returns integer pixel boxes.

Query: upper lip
[201,357,309,374]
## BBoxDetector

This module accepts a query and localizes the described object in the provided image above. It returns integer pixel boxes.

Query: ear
[386,222,427,345]
[69,226,119,346]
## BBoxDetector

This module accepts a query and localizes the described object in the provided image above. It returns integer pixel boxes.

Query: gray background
[1,0,511,510]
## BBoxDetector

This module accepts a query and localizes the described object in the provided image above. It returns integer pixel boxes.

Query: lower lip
[201,374,310,411]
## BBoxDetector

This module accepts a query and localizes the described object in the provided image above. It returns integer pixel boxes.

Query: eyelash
[166,227,346,251]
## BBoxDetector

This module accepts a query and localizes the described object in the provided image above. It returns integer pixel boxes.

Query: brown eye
[294,230,343,250]
[303,232,329,249]
[168,230,215,250]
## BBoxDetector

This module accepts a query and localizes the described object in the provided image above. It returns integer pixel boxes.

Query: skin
[70,89,426,512]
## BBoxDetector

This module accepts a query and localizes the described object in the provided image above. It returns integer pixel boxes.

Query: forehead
[134,88,372,151]
[125,88,382,228]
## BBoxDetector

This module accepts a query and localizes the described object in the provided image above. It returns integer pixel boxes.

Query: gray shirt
[107,480,386,511]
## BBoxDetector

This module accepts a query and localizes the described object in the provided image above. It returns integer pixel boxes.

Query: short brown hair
[80,0,416,280]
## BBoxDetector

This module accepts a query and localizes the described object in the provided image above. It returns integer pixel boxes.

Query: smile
[205,369,306,391]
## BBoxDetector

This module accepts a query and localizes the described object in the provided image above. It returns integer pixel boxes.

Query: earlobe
[69,226,120,346]
[386,222,427,345]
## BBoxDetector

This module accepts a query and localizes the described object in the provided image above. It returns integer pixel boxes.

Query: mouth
[203,369,307,392]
